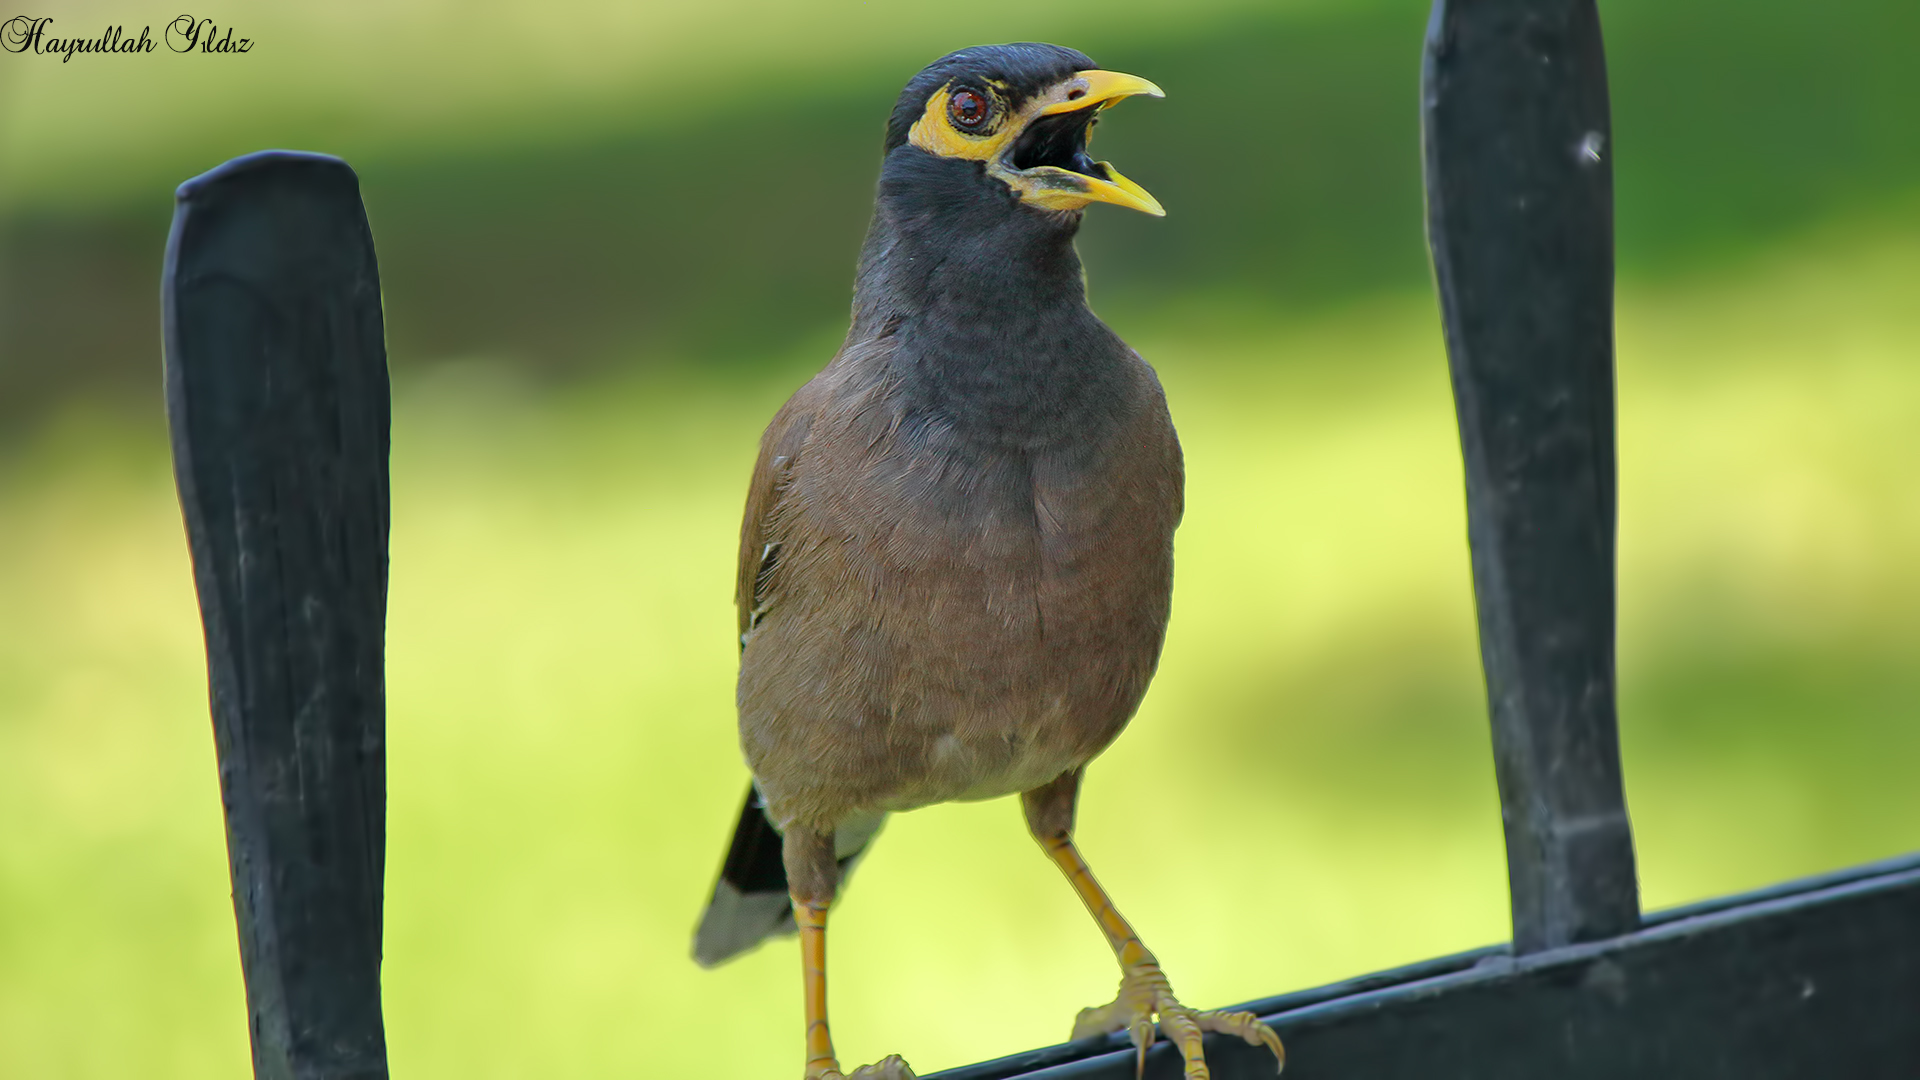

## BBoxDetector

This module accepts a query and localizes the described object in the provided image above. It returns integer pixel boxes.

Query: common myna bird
[693,43,1285,1080]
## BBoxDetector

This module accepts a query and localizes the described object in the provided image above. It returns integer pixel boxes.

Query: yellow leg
[791,894,917,1080]
[1039,832,1159,973]
[795,899,839,1079]
[1027,773,1284,1079]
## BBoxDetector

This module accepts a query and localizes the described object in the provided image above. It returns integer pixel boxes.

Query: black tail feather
[692,784,884,968]
[721,784,790,894]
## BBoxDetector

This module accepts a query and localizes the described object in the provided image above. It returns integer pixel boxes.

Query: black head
[883,44,1095,152]
[879,42,1165,217]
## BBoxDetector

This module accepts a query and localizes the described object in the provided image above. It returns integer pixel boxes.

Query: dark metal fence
[159,2,1919,1078]
[164,151,391,1080]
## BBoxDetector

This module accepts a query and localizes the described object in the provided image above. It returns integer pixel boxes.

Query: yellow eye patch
[908,85,1016,161]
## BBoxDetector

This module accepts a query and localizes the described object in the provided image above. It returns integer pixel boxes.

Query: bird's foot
[1073,962,1284,1078]
[807,1053,916,1080]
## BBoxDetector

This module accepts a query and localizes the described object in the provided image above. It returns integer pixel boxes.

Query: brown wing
[735,386,818,653]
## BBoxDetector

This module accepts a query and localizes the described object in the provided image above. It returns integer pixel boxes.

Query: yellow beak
[1016,69,1167,217]
[1034,70,1166,117]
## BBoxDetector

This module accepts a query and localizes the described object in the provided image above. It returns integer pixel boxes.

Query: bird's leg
[1022,771,1284,1078]
[785,826,917,1080]
[793,893,840,1079]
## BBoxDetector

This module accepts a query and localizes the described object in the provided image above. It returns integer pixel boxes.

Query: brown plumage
[735,330,1181,835]
[693,42,1284,1080]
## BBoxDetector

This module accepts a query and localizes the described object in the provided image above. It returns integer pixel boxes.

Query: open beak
[1001,70,1166,216]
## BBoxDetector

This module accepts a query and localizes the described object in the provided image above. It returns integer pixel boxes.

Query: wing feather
[735,391,817,651]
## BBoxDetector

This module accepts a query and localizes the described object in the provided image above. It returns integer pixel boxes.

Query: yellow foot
[1072,964,1284,1078]
[807,1053,916,1080]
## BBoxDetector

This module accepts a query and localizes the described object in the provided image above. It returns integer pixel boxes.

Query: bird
[692,42,1286,1080]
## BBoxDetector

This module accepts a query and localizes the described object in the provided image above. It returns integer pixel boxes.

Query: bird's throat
[855,183,1128,446]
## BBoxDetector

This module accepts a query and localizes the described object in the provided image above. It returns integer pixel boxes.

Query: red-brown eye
[948,88,989,130]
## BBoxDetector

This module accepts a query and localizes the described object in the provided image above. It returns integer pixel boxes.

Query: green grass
[3,218,1917,1076]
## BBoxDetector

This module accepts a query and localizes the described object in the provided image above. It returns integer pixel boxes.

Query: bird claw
[850,1056,917,1080]
[810,1054,917,1080]
[1073,964,1284,1078]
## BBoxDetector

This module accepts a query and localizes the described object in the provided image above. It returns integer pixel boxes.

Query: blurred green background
[2,0,1917,1075]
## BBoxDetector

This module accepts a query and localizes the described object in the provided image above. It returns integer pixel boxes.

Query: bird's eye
[948,88,990,131]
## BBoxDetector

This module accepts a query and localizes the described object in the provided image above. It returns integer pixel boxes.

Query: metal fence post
[1422,0,1640,953]
[163,150,392,1080]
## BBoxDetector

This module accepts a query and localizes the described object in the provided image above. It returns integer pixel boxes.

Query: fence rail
[159,2,1918,1078]
[938,853,1920,1079]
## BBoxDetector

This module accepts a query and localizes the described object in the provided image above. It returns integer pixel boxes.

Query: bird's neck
[849,150,1129,447]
